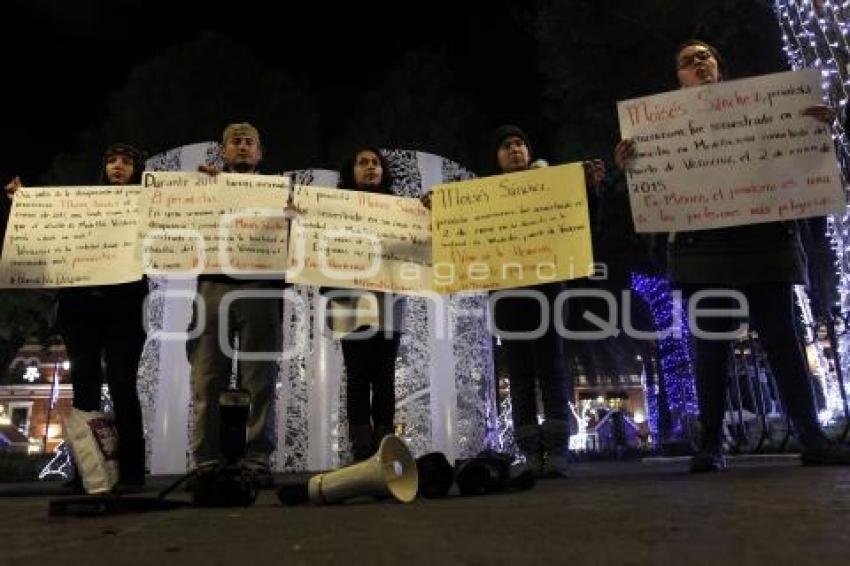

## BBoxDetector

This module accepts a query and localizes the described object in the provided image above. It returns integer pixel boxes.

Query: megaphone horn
[279,435,418,505]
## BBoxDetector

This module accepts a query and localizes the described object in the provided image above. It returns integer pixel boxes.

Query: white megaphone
[278,435,418,505]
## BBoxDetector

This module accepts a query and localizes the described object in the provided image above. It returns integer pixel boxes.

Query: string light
[774,0,850,424]
[495,387,516,454]
[38,441,72,480]
[630,272,698,442]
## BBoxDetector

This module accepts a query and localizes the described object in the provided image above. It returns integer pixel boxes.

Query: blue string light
[774,0,850,419]
[630,272,699,442]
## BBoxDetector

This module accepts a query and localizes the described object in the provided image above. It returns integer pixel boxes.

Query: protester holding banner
[488,125,604,476]
[188,123,282,485]
[324,147,405,462]
[616,40,850,472]
[5,144,149,490]
[1,172,17,256]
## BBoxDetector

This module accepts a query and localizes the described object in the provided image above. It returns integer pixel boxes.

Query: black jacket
[667,221,808,286]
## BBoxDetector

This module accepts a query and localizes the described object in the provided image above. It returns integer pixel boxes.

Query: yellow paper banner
[431,163,593,293]
[0,186,143,288]
[139,171,290,276]
[286,185,433,294]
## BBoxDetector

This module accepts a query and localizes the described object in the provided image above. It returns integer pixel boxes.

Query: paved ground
[2,455,849,565]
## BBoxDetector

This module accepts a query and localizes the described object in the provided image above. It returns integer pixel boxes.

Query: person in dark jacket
[1,170,16,255]
[326,146,405,462]
[616,40,850,472]
[6,144,149,488]
[488,125,604,476]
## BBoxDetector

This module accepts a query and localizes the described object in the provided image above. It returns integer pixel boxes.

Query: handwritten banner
[430,164,593,293]
[286,185,432,294]
[618,69,845,232]
[0,186,143,288]
[139,171,290,276]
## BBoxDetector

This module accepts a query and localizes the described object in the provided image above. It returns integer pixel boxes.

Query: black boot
[372,422,395,449]
[541,419,571,477]
[117,454,146,493]
[689,436,727,473]
[796,421,850,466]
[514,424,543,477]
[801,443,850,466]
[689,449,727,473]
[64,472,85,494]
[349,423,374,463]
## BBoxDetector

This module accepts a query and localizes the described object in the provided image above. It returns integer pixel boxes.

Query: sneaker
[689,450,727,473]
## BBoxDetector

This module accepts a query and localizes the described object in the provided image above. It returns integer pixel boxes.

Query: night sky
[5,0,543,182]
[4,1,787,183]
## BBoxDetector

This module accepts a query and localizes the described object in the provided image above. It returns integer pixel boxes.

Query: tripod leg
[158,469,199,501]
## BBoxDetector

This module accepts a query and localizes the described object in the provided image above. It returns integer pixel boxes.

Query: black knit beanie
[490,125,533,174]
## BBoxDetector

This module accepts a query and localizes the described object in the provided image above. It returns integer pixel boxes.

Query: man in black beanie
[488,125,603,477]
[489,125,536,173]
